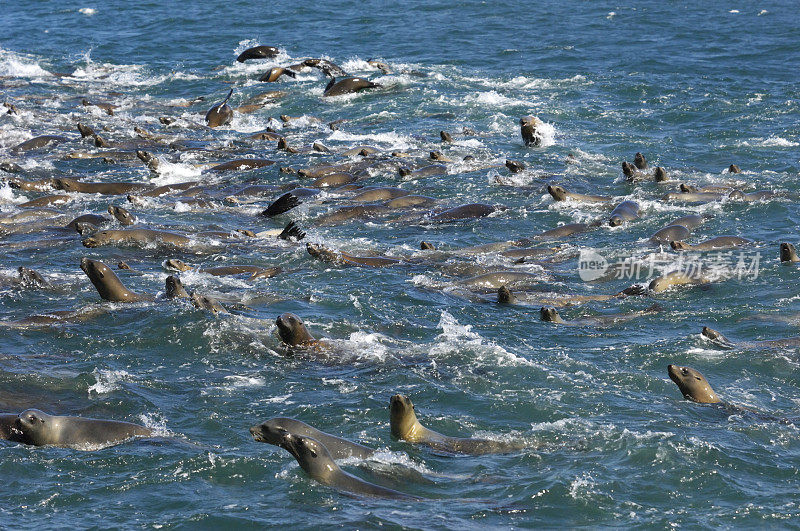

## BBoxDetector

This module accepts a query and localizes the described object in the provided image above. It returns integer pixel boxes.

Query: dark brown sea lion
[190,292,228,314]
[250,417,375,460]
[609,200,640,226]
[306,243,402,268]
[80,257,152,302]
[13,409,152,448]
[390,394,524,455]
[209,159,276,172]
[649,225,690,245]
[323,77,380,97]
[275,312,318,347]
[547,185,611,203]
[82,229,191,248]
[236,45,279,62]
[633,152,648,170]
[54,178,150,195]
[205,89,233,128]
[780,243,800,263]
[428,203,497,222]
[164,275,189,299]
[520,115,544,146]
[108,205,135,225]
[10,135,68,153]
[66,213,109,231]
[18,195,71,208]
[165,259,281,279]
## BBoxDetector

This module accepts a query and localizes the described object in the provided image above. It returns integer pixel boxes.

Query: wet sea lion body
[165,259,281,279]
[54,177,151,195]
[648,271,708,293]
[83,229,191,248]
[209,159,276,172]
[609,200,640,227]
[390,394,523,455]
[547,185,611,203]
[540,304,660,327]
[780,243,800,263]
[670,236,752,251]
[306,243,402,267]
[205,89,233,128]
[323,77,380,97]
[521,222,597,242]
[259,67,296,83]
[81,258,152,303]
[649,225,690,245]
[460,271,540,290]
[701,326,800,350]
[10,135,68,153]
[276,432,418,499]
[520,115,544,147]
[13,409,151,448]
[236,46,279,62]
[399,165,447,180]
[275,313,318,347]
[251,417,375,460]
[428,203,497,222]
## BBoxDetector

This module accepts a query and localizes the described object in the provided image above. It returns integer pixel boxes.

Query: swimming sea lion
[428,203,497,222]
[633,152,648,170]
[609,200,640,226]
[13,409,152,448]
[306,243,402,267]
[164,275,189,299]
[250,417,375,460]
[275,432,418,499]
[540,304,660,326]
[108,205,135,225]
[80,257,152,302]
[547,185,611,203]
[54,178,151,195]
[518,222,598,243]
[205,89,233,128]
[728,164,741,174]
[649,225,690,245]
[209,159,276,172]
[10,135,68,153]
[520,115,544,147]
[654,167,668,182]
[276,313,318,347]
[259,67,297,83]
[190,292,228,315]
[323,77,380,97]
[667,365,720,403]
[670,236,752,251]
[701,326,800,350]
[236,45,279,62]
[165,258,281,279]
[0,413,23,441]
[390,394,524,455]
[82,229,191,248]
[780,243,800,262]
[648,271,708,293]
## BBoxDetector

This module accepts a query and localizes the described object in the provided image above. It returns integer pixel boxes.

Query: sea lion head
[82,230,113,248]
[306,243,339,264]
[108,205,135,226]
[679,183,698,193]
[497,286,515,304]
[389,394,419,439]
[18,266,47,288]
[165,259,191,272]
[190,292,225,315]
[701,326,734,348]
[621,161,635,178]
[609,215,623,227]
[53,177,80,192]
[420,241,435,251]
[164,275,188,299]
[728,164,741,174]
[634,152,647,170]
[250,417,295,445]
[547,185,568,202]
[780,242,799,262]
[15,409,51,445]
[654,167,668,182]
[279,433,333,480]
[670,240,690,251]
[275,313,316,346]
[540,307,563,323]
[667,365,720,403]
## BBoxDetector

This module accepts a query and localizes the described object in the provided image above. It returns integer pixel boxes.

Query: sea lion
[727,189,776,202]
[19,195,72,208]
[670,236,752,251]
[701,326,800,350]
[649,225,690,245]
[259,67,296,83]
[274,432,418,500]
[0,413,23,441]
[520,115,544,147]
[780,243,800,262]
[461,271,540,290]
[261,193,301,217]
[517,222,597,243]
[108,205,135,226]
[385,195,435,209]
[190,292,228,314]
[540,304,660,326]
[390,394,524,455]
[648,271,708,293]
[250,417,375,460]
[348,187,408,203]
[13,409,151,448]
[661,191,726,203]
[80,257,152,303]
[10,135,68,153]
[275,313,318,347]
[428,203,497,222]
[323,77,380,97]
[547,185,611,203]
[164,275,189,299]
[633,152,647,170]
[306,243,401,267]
[667,365,720,403]
[609,200,640,227]
[236,45,279,62]
[668,214,708,230]
[54,178,151,195]
[82,229,191,248]
[209,159,276,172]
[654,167,668,182]
[728,164,741,174]
[399,165,447,179]
[205,89,233,128]
[66,213,109,231]
[165,259,281,279]
[302,58,348,77]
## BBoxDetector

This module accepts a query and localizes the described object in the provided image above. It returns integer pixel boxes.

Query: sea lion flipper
[278,221,305,241]
[222,88,233,106]
[262,192,301,217]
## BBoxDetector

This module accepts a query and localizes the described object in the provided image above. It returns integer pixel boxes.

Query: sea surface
[2,1,800,528]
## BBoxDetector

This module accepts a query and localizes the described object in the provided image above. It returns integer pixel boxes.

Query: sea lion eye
[695,377,702,381]
[681,368,688,375]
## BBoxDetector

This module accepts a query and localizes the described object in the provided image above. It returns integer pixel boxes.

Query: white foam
[87,367,131,395]
[0,49,52,78]
[79,7,97,15]
[328,130,413,150]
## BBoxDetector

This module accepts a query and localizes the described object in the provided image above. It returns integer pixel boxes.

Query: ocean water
[1,0,800,527]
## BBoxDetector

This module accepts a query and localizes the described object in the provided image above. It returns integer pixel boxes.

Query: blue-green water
[2,1,800,527]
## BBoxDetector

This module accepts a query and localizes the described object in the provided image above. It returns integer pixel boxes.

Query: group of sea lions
[1,42,798,501]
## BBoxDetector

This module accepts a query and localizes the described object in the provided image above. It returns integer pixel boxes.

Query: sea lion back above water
[205,89,234,127]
